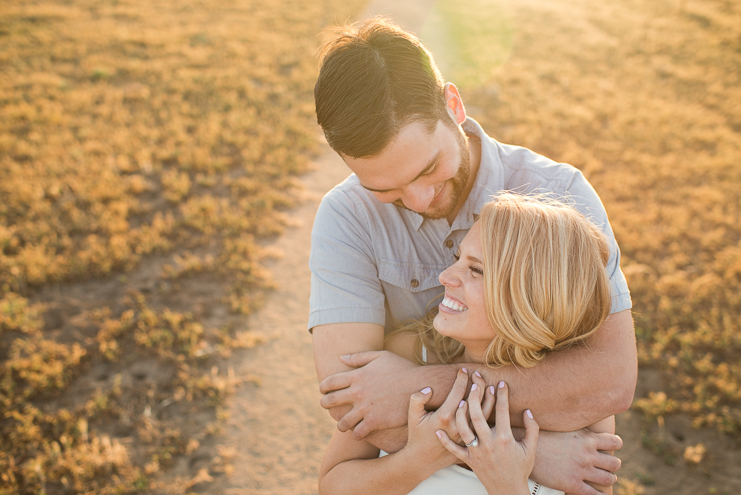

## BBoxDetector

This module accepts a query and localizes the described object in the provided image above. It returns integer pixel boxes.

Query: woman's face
[434,221,496,360]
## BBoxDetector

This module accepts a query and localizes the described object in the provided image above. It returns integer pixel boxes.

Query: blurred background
[0,0,739,493]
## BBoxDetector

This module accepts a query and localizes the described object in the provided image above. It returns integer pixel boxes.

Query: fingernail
[436,430,442,439]
[474,371,481,378]
[498,381,505,389]
[471,383,477,391]
[526,409,533,419]
[421,387,432,394]
[459,400,465,408]
[461,367,467,373]
[341,354,350,359]
[489,385,495,394]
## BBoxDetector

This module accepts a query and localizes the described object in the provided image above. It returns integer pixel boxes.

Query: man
[310,17,636,495]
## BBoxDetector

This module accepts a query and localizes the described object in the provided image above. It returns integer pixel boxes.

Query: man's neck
[446,134,482,225]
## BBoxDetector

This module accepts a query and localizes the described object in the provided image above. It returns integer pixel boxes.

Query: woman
[318,193,615,495]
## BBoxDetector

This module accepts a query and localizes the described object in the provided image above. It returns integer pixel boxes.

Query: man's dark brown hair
[315,17,448,158]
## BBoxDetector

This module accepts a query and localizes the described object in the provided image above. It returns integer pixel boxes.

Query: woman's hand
[437,379,538,495]
[404,368,495,473]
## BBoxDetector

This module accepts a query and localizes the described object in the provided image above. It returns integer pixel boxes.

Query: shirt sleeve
[565,170,632,314]
[308,188,386,332]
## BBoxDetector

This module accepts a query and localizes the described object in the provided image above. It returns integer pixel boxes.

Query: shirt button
[445,240,454,248]
[411,279,419,288]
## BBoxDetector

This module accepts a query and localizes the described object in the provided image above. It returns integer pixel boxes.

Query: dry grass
[1,0,739,492]
[0,0,362,492]
[455,0,740,434]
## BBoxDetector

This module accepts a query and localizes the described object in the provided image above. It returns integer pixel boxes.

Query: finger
[408,388,433,425]
[319,373,353,395]
[585,467,618,488]
[594,432,623,452]
[593,451,621,473]
[337,408,363,432]
[471,372,486,405]
[481,384,495,423]
[455,400,476,444]
[319,388,353,409]
[351,419,372,440]
[437,429,468,462]
[494,381,512,437]
[437,368,470,417]
[467,383,490,439]
[522,409,539,451]
[339,351,381,368]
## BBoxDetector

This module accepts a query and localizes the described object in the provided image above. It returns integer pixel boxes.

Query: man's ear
[443,82,467,125]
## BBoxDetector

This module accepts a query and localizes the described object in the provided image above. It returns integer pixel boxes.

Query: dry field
[0,0,740,493]
[0,0,362,492]
[444,0,740,491]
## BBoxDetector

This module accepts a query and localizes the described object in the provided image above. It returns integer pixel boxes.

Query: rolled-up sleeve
[308,189,386,332]
[566,170,632,314]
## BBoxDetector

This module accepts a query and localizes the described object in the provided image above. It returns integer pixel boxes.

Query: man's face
[341,119,471,220]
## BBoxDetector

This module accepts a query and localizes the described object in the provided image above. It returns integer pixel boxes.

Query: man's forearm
[397,310,637,431]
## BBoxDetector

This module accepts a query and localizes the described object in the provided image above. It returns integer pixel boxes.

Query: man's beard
[394,127,471,220]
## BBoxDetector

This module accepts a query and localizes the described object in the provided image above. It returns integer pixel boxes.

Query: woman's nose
[439,265,460,287]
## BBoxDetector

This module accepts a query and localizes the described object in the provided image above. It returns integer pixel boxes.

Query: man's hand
[529,428,623,495]
[319,350,418,439]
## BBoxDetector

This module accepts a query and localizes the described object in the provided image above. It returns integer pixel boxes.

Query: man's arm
[320,309,637,437]
[313,322,416,453]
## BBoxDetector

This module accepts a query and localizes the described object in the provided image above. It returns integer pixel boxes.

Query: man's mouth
[441,295,467,312]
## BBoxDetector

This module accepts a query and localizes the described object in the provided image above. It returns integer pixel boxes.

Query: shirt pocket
[377,259,446,293]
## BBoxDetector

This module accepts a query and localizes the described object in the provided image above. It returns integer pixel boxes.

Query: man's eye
[423,164,437,177]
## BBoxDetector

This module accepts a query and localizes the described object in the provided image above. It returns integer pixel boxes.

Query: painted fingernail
[526,409,533,419]
[461,367,467,373]
[489,385,495,394]
[471,383,478,391]
[498,381,505,389]
[459,400,465,408]
[421,387,432,394]
[436,430,442,439]
[474,371,481,378]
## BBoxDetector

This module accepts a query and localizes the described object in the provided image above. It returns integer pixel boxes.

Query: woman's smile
[439,294,468,313]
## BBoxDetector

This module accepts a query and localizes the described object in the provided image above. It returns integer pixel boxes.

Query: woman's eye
[453,253,460,261]
[470,266,484,276]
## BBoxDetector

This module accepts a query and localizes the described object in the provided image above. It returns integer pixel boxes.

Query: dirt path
[202,140,349,495]
[206,5,441,493]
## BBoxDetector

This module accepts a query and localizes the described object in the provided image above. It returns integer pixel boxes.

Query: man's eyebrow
[361,152,441,193]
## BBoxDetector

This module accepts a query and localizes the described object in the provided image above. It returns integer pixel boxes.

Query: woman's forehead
[460,221,482,253]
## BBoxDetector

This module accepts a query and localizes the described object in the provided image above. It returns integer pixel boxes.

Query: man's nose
[400,183,435,213]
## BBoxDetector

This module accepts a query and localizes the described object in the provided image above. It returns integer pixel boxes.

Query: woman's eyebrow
[466,255,483,264]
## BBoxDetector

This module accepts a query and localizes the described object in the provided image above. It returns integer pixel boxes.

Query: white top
[379,450,563,495]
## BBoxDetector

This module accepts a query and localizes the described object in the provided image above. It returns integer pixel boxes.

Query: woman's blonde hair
[400,193,613,368]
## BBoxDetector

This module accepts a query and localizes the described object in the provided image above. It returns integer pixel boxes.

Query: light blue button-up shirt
[309,118,631,333]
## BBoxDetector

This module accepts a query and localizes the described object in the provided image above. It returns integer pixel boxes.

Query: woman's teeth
[442,296,467,312]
